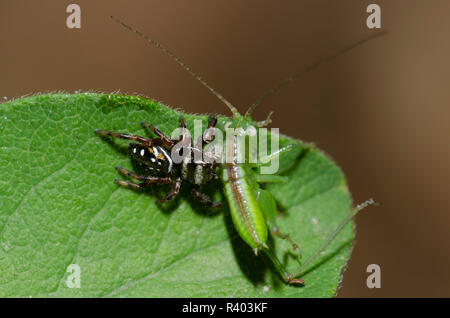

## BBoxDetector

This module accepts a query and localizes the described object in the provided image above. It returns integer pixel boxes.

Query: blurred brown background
[1,0,449,297]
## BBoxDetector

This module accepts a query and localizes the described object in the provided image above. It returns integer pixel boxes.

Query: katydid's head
[223,103,272,130]
[219,107,273,132]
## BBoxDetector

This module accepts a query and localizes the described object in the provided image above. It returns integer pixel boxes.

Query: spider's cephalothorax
[95,116,222,207]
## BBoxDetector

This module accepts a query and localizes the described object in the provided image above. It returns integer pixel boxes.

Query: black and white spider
[95,116,222,207]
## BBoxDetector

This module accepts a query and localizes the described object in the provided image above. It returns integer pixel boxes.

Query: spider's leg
[168,116,195,164]
[208,115,218,128]
[158,177,182,203]
[179,116,187,129]
[178,116,189,143]
[95,129,152,146]
[115,166,171,184]
[115,177,172,190]
[191,185,222,208]
[141,122,174,148]
[203,115,217,144]
[114,179,144,190]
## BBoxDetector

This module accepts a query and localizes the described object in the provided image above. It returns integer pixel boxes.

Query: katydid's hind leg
[94,129,152,145]
[262,246,304,284]
[158,177,182,203]
[258,189,302,260]
[289,198,378,281]
[141,122,174,148]
[191,185,222,208]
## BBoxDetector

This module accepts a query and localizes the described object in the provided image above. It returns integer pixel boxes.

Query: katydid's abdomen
[221,128,269,253]
[222,164,268,252]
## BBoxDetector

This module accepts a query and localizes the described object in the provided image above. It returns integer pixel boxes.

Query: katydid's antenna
[245,31,387,117]
[110,16,239,116]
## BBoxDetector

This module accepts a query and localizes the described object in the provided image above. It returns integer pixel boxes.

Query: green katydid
[103,16,379,284]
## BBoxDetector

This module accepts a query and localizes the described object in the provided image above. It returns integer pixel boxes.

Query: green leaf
[0,93,353,297]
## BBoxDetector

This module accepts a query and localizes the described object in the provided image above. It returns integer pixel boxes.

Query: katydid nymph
[99,16,378,285]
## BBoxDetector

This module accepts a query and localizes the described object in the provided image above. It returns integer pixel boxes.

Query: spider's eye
[129,144,143,156]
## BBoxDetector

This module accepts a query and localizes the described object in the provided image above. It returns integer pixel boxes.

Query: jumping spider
[95,116,222,207]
